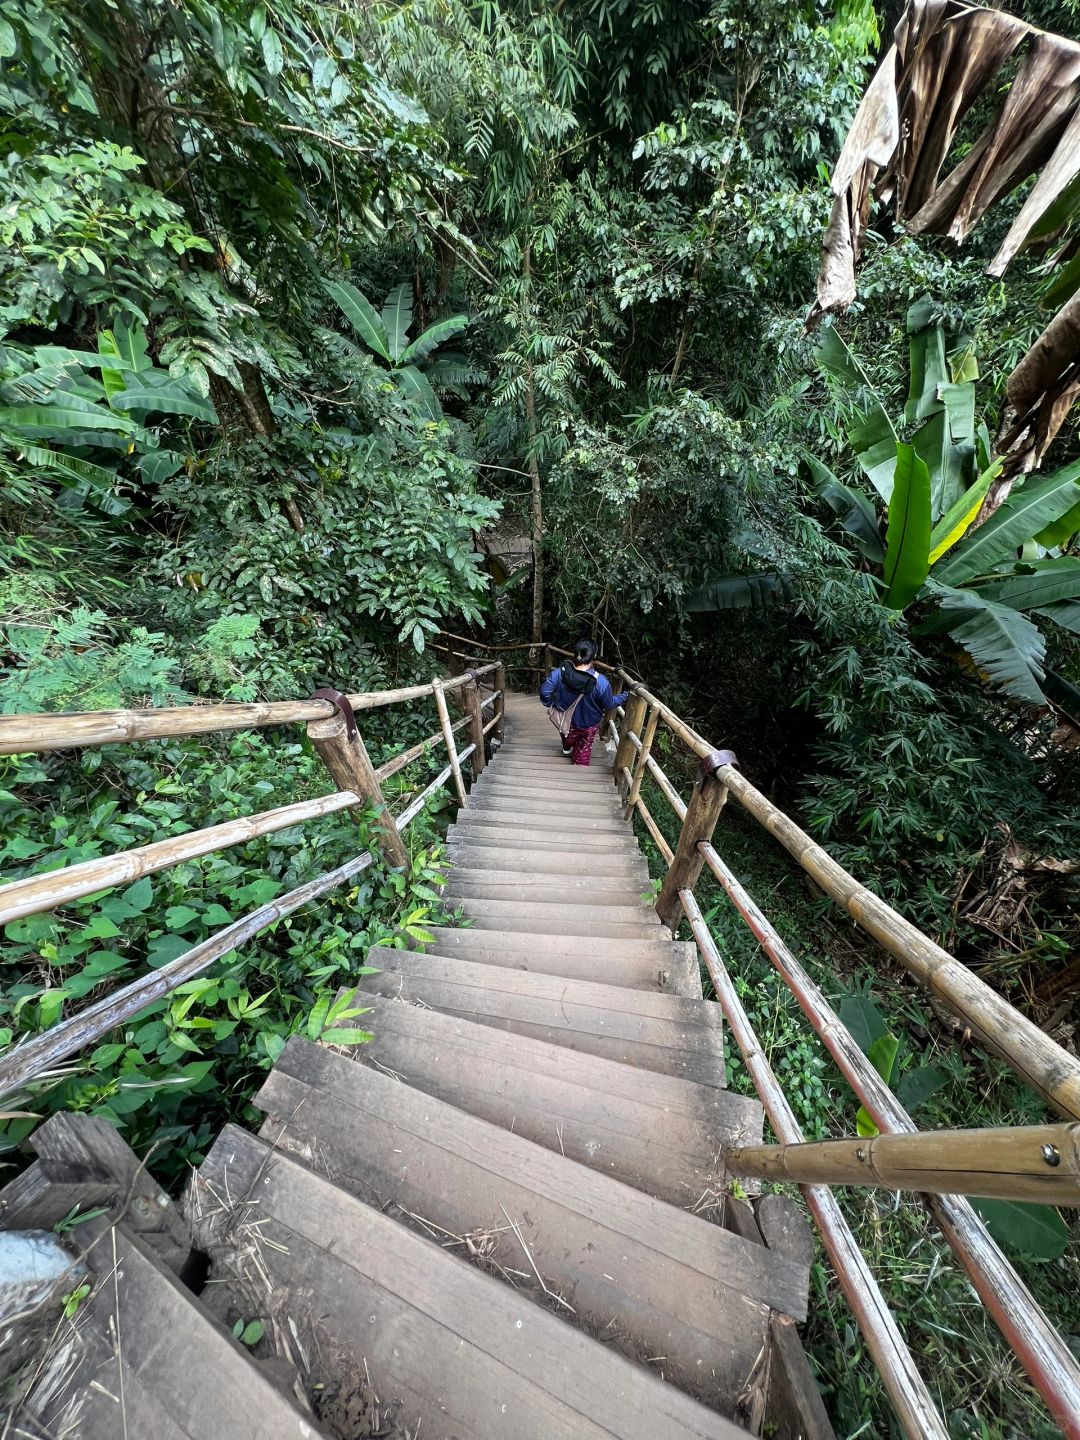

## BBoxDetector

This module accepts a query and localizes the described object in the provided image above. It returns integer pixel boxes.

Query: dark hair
[573,637,597,665]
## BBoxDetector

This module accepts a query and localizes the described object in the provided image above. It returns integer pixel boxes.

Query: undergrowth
[630,758,1080,1440]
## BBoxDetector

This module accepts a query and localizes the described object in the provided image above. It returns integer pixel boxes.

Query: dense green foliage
[3,0,1079,1434]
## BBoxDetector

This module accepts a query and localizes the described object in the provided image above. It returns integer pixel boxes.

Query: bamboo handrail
[726,1124,1080,1202]
[431,678,467,807]
[0,789,366,927]
[699,840,1080,1434]
[375,715,470,783]
[679,888,951,1440]
[0,665,498,757]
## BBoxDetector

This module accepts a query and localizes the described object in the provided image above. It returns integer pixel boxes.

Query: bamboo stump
[656,750,736,930]
[308,699,409,870]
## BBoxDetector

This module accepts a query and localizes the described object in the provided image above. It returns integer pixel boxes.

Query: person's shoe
[561,744,572,757]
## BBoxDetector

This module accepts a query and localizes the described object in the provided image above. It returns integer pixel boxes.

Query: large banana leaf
[933,460,1080,586]
[393,365,442,420]
[934,584,1047,704]
[1034,497,1080,549]
[882,443,931,609]
[399,315,469,366]
[814,325,898,503]
[381,283,414,361]
[324,279,391,362]
[0,400,138,439]
[927,459,1002,564]
[805,455,884,563]
[905,298,948,423]
[1038,600,1080,634]
[975,556,1080,610]
[685,572,795,612]
[111,380,218,423]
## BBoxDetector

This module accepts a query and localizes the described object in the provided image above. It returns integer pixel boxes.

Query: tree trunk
[524,244,543,665]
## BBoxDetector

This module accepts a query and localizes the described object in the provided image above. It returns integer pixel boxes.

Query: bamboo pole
[0,668,498,757]
[374,716,470,783]
[679,889,950,1440]
[655,751,735,929]
[613,693,646,797]
[699,840,1080,1435]
[718,770,1080,1122]
[431,679,467,807]
[0,851,375,1100]
[635,794,674,866]
[726,1125,1080,1203]
[0,789,363,926]
[308,711,408,870]
[646,753,688,822]
[624,703,660,821]
[493,662,506,740]
[462,673,487,778]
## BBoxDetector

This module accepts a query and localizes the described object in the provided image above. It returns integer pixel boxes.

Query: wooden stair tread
[190,1125,745,1440]
[445,875,651,906]
[450,895,666,937]
[345,992,758,1205]
[357,955,723,1083]
[24,1222,323,1440]
[444,841,649,876]
[255,1040,806,1408]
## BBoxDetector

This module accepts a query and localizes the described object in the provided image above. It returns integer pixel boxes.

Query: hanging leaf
[934,461,1080,586]
[882,443,931,609]
[804,454,884,563]
[856,1031,900,1137]
[261,26,282,75]
[1037,599,1080,634]
[393,366,442,420]
[111,381,218,424]
[399,315,469,366]
[971,1198,1069,1260]
[934,585,1048,705]
[814,324,899,502]
[323,280,391,362]
[381,283,414,361]
[0,401,138,439]
[684,572,795,612]
[1034,497,1080,549]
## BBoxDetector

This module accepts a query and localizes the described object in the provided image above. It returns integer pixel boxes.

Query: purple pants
[566,724,599,765]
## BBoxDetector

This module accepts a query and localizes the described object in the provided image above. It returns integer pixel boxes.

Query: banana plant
[323,279,470,420]
[810,298,1080,706]
[0,318,215,513]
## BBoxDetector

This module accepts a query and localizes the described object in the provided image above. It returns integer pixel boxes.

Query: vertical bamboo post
[543,643,555,675]
[307,692,409,870]
[623,702,660,821]
[432,678,468,807]
[655,750,736,929]
[493,662,506,741]
[462,670,486,777]
[613,691,647,797]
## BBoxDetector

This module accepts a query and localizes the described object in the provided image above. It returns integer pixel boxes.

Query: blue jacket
[539,663,628,731]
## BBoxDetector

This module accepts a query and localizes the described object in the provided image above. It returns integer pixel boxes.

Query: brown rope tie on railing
[700,748,738,779]
[312,686,359,740]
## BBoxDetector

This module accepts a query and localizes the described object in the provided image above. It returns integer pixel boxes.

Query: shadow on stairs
[1,691,834,1440]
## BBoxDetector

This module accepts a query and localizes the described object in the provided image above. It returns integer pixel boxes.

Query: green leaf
[814,324,898,502]
[934,461,1080,586]
[124,877,154,912]
[239,1320,264,1346]
[882,444,931,609]
[320,1028,374,1045]
[324,280,391,362]
[974,556,1080,610]
[1037,599,1080,634]
[261,26,282,75]
[399,315,469,366]
[933,585,1048,705]
[928,460,1001,565]
[856,1031,900,1137]
[837,994,889,1054]
[895,1066,947,1114]
[0,19,16,56]
[684,572,795,612]
[111,381,217,424]
[381,283,414,361]
[0,402,137,439]
[971,1198,1069,1260]
[904,299,948,424]
[23,446,124,499]
[804,455,883,563]
[165,904,201,930]
[1034,497,1080,549]
[393,365,442,419]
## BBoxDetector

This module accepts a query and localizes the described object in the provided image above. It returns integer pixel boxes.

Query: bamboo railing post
[655,750,736,929]
[462,670,487,778]
[726,1124,1080,1204]
[493,662,506,741]
[432,678,468,807]
[307,692,409,871]
[614,691,647,797]
[624,702,660,821]
[543,643,555,675]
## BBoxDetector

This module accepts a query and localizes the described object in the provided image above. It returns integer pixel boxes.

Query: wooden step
[469,786,624,814]
[452,896,665,937]
[191,1126,745,1440]
[445,873,650,907]
[463,802,628,832]
[444,841,649,878]
[338,993,758,1203]
[357,950,722,1082]
[256,1040,807,1411]
[415,927,702,997]
[448,818,639,851]
[22,1221,324,1440]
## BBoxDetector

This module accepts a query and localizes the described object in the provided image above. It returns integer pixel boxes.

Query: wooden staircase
[6,692,830,1440]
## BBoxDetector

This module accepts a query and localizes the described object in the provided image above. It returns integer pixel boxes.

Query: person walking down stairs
[540,638,629,765]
